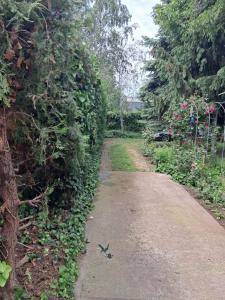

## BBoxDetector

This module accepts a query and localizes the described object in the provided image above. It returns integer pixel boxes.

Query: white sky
[122,0,160,39]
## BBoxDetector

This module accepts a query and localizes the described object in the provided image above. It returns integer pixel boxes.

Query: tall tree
[141,0,225,119]
[84,0,134,115]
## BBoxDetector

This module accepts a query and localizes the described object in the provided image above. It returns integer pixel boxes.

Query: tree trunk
[120,111,124,133]
[0,107,19,300]
[120,97,124,133]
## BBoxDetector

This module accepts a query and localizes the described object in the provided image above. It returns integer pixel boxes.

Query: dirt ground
[126,146,149,171]
[75,140,225,300]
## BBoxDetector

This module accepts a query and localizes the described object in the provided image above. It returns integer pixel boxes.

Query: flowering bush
[145,142,225,204]
[180,102,188,110]
[205,105,216,115]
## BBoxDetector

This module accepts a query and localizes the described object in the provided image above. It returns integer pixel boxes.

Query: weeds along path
[76,139,225,300]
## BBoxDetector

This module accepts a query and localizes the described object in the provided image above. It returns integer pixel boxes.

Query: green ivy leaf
[0,261,12,287]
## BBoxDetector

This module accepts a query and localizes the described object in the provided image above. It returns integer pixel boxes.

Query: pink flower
[205,105,216,114]
[209,105,216,113]
[180,102,188,110]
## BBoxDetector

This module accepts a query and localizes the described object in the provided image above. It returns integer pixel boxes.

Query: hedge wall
[107,111,147,132]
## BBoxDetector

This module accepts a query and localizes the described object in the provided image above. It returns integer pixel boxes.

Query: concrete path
[75,142,225,300]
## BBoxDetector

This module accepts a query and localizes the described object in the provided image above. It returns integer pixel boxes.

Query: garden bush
[107,111,147,132]
[145,142,225,205]
[154,146,174,164]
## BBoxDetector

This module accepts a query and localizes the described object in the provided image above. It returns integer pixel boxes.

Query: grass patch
[111,143,136,172]
[112,138,144,151]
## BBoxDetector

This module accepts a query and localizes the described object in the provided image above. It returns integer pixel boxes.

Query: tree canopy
[141,0,225,120]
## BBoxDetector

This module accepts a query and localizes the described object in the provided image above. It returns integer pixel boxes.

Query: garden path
[75,140,225,300]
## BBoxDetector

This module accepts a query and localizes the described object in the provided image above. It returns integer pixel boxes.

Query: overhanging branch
[17,188,48,207]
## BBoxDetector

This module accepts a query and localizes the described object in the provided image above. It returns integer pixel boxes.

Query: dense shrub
[107,111,146,132]
[0,1,106,297]
[0,1,106,210]
[145,142,225,204]
[154,146,174,163]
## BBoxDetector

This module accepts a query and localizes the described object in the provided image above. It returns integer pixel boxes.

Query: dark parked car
[153,132,173,142]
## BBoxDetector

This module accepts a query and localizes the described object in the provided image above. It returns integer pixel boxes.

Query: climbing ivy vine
[0,0,107,298]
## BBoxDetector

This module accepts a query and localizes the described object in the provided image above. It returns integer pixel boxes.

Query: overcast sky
[121,0,160,98]
[122,0,160,39]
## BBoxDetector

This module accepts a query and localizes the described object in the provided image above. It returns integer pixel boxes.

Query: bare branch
[18,194,43,207]
[19,221,34,231]
[17,242,34,250]
[8,111,40,131]
[20,216,34,223]
[0,201,8,214]
[17,188,48,207]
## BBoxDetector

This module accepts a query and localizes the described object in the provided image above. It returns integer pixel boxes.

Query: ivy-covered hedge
[0,1,106,298]
[0,1,106,211]
[107,111,146,132]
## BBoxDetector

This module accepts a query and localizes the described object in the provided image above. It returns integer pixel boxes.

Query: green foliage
[111,143,136,172]
[0,0,106,211]
[0,261,12,288]
[0,64,10,106]
[141,0,225,120]
[142,0,225,183]
[40,291,48,300]
[15,287,30,300]
[105,130,142,139]
[107,111,146,132]
[84,0,133,112]
[0,0,107,296]
[85,0,132,67]
[37,156,100,298]
[154,146,174,164]
[145,142,225,204]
